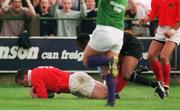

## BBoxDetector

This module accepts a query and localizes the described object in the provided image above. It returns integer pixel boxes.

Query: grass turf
[0,84,180,110]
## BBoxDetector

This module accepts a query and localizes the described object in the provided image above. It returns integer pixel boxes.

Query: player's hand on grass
[29,87,37,98]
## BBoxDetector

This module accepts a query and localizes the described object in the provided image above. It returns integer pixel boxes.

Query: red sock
[151,60,163,81]
[162,64,171,87]
[115,72,128,93]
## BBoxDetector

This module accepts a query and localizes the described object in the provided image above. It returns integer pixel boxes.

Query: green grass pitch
[0,84,180,110]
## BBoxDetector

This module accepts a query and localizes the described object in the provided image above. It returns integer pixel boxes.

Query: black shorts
[120,33,144,59]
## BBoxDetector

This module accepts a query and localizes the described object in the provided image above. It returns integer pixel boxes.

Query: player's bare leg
[160,41,176,97]
[148,40,164,81]
[91,81,108,99]
[83,46,119,106]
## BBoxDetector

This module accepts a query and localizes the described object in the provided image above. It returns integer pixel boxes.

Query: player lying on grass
[15,66,107,99]
[76,32,166,99]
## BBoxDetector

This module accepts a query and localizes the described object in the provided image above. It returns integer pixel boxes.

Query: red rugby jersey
[31,66,71,98]
[148,0,180,27]
[176,0,180,22]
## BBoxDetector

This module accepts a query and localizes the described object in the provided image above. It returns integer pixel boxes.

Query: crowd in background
[0,0,157,37]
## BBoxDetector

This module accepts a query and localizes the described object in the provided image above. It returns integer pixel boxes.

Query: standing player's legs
[83,25,123,106]
[148,26,172,82]
[148,40,164,81]
[160,41,176,96]
[83,45,119,105]
[161,28,180,96]
[104,51,119,106]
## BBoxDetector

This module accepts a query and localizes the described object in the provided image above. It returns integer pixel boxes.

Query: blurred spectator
[131,0,151,37]
[55,0,87,37]
[124,0,137,34]
[48,0,56,16]
[0,0,36,36]
[0,0,4,10]
[72,0,80,10]
[0,0,4,32]
[32,0,41,13]
[78,0,97,34]
[38,0,56,36]
[58,0,80,11]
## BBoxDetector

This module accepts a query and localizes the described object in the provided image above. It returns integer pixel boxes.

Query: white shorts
[88,25,124,54]
[69,72,95,98]
[172,28,180,46]
[155,26,180,45]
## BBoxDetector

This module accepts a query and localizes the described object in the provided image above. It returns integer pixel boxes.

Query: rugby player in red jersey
[140,0,180,96]
[15,66,107,99]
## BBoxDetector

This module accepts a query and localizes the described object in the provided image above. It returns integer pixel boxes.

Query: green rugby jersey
[96,0,128,30]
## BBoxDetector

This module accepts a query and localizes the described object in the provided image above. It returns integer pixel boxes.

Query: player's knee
[147,53,156,62]
[160,53,169,64]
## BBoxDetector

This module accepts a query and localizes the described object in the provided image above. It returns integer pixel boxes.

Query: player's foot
[135,65,149,74]
[164,85,169,97]
[105,102,115,107]
[155,81,165,99]
[164,90,169,97]
[115,93,120,99]
[109,56,119,77]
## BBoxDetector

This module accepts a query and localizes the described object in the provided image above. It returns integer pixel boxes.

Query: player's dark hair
[76,33,90,50]
[77,33,90,43]
[15,68,28,83]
